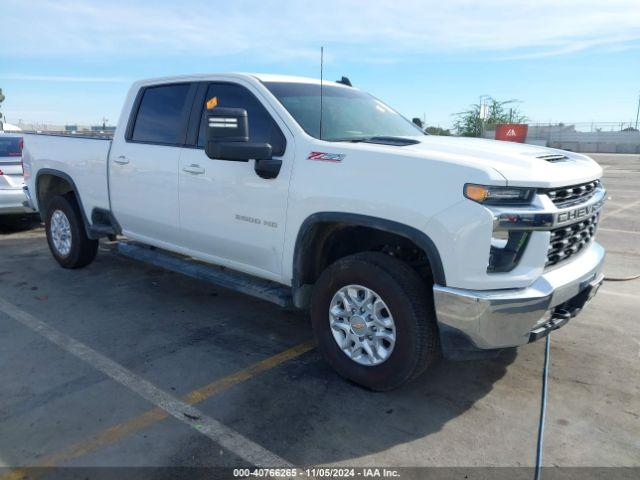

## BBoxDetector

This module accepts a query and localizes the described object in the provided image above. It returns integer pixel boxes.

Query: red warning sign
[495,124,528,143]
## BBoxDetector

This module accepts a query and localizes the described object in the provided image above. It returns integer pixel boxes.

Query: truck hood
[370,136,603,188]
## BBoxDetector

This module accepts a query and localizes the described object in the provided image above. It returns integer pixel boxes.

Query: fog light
[488,230,530,273]
[491,229,509,249]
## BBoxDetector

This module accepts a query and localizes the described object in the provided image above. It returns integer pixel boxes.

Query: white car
[0,133,35,217]
[22,74,606,390]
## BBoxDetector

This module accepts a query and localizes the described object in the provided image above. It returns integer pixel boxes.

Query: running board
[116,242,293,307]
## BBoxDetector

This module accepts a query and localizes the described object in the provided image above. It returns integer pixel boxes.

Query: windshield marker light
[464,184,533,205]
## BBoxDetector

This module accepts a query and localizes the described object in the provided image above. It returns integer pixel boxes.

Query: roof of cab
[132,72,346,88]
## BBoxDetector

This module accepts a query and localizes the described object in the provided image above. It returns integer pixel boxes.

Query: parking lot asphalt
[0,153,638,475]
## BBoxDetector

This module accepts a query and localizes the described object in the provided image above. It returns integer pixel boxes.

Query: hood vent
[537,153,570,163]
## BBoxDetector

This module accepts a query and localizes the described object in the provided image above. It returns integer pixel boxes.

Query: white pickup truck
[23,73,606,390]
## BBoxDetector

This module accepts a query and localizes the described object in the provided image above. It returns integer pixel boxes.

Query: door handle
[182,164,205,175]
[113,155,130,165]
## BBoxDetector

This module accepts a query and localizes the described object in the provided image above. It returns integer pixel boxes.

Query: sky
[0,0,639,129]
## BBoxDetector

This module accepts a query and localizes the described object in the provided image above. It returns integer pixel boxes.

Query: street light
[478,94,491,137]
[635,91,639,130]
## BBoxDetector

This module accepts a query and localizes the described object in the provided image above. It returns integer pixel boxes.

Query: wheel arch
[292,212,446,307]
[35,169,93,238]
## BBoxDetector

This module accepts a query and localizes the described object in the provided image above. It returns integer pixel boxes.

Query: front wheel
[311,252,440,391]
[45,194,98,269]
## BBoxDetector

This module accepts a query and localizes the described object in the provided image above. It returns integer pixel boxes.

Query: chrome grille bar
[543,180,600,208]
[546,212,600,267]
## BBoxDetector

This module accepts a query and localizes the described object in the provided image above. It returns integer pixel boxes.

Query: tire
[311,252,440,391]
[45,194,98,269]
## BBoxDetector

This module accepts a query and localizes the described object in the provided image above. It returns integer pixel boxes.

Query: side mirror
[205,108,272,161]
[412,117,424,129]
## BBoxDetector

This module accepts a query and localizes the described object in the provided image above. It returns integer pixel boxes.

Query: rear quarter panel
[23,133,111,219]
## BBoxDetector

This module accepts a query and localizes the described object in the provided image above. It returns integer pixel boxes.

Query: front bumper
[0,187,35,215]
[433,241,605,354]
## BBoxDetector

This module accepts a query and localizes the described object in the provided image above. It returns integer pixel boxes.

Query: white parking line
[599,227,640,235]
[0,297,292,468]
[603,199,640,218]
[599,289,638,300]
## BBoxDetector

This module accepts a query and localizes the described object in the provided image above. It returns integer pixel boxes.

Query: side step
[117,242,293,307]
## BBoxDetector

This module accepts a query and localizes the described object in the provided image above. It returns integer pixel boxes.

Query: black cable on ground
[534,271,638,479]
[535,334,551,480]
[604,273,640,282]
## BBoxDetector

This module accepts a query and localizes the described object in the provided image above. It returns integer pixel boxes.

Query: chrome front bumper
[433,241,605,352]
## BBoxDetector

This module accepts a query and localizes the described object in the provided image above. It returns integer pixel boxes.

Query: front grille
[543,180,600,208]
[546,213,599,267]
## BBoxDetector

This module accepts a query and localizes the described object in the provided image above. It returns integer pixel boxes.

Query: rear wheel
[311,252,439,391]
[45,194,98,269]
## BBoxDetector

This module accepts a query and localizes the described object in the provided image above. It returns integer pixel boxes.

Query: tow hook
[529,308,571,343]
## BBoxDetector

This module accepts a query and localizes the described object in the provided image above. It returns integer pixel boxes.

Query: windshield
[263,82,424,141]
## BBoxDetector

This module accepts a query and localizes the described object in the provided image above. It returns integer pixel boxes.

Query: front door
[178,81,293,281]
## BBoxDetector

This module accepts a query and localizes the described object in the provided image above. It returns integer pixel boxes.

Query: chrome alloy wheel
[50,209,72,256]
[329,285,397,366]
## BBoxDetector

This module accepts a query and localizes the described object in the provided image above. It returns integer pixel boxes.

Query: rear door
[0,136,24,190]
[109,83,197,246]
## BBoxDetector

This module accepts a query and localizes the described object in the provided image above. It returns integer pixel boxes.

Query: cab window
[130,83,192,145]
[197,83,286,156]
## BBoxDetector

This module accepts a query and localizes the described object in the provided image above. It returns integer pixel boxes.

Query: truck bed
[22,133,112,219]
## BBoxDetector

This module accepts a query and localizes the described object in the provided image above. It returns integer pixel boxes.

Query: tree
[453,97,527,137]
[425,126,451,136]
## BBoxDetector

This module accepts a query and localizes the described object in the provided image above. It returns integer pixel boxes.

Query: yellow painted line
[184,340,315,404]
[0,340,315,479]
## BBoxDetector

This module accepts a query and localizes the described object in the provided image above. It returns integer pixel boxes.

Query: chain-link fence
[483,122,640,153]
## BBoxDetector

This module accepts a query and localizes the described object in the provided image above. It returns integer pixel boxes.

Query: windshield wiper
[329,136,421,146]
[329,137,372,143]
[364,136,421,146]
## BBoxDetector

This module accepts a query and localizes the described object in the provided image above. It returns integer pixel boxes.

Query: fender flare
[293,212,446,287]
[35,169,95,239]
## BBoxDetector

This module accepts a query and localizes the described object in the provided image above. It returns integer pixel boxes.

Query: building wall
[484,126,640,153]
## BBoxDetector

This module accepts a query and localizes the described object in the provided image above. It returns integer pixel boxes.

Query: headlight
[464,184,533,205]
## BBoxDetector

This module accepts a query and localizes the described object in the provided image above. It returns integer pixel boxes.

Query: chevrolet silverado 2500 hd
[22,74,606,390]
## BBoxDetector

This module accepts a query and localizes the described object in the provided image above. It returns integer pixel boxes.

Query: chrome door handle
[182,164,205,175]
[113,155,130,165]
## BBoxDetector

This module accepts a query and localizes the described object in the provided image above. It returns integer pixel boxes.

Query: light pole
[635,91,639,130]
[478,94,490,138]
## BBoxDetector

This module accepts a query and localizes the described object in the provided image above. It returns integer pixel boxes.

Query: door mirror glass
[205,107,272,162]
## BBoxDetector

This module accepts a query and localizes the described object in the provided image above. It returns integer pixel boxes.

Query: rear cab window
[128,83,194,145]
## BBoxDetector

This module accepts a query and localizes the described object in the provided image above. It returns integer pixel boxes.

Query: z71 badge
[308,152,345,162]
